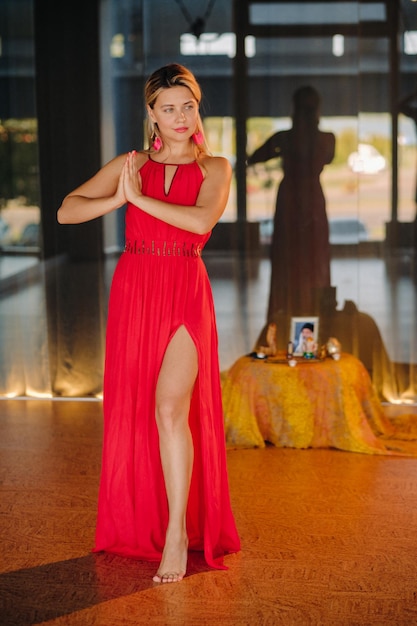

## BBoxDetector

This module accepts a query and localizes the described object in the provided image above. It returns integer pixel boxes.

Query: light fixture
[332,34,344,57]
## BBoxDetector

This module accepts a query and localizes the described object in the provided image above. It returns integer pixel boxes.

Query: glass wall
[0,0,51,398]
[103,0,236,248]
[0,0,416,402]
[0,0,40,253]
[102,0,417,403]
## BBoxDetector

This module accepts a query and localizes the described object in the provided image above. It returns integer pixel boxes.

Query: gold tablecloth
[222,353,417,455]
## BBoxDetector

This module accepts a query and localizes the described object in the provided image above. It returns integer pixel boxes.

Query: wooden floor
[2,400,417,625]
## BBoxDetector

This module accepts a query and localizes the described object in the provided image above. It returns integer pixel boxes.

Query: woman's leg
[153,326,198,583]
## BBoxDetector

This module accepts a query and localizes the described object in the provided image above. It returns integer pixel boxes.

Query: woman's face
[148,85,199,144]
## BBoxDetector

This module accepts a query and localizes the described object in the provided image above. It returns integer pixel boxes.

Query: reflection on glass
[0,119,41,251]
[0,0,416,406]
[247,86,335,317]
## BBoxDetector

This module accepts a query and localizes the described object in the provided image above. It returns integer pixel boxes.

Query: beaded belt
[124,239,203,258]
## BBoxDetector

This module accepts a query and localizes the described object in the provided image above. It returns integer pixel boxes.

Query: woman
[247,85,335,318]
[57,63,240,583]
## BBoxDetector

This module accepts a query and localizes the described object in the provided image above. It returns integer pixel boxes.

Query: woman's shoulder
[198,154,233,174]
[320,131,336,150]
[319,130,336,140]
[132,150,150,169]
[196,154,232,183]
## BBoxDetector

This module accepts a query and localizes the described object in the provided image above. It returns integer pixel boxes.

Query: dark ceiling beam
[246,0,392,37]
[248,0,387,3]
[247,22,390,37]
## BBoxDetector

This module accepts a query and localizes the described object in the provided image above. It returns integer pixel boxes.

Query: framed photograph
[290,317,319,356]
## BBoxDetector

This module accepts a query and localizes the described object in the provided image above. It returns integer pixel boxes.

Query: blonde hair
[144,63,210,157]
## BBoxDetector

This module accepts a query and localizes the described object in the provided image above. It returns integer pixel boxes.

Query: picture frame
[290,317,319,356]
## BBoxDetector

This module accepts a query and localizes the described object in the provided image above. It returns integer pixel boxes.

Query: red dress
[93,157,240,569]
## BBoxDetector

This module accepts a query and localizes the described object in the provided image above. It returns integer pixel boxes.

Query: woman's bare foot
[153,531,188,583]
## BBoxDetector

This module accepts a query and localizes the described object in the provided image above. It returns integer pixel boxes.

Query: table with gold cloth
[221,353,417,456]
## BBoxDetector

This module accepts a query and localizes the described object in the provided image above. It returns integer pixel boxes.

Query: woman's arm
[247,133,281,166]
[57,153,130,224]
[123,152,232,235]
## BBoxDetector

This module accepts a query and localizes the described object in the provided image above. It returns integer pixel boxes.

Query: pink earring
[152,136,162,151]
[192,130,204,146]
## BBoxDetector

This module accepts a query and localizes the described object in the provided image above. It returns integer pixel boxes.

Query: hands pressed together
[116,150,143,207]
